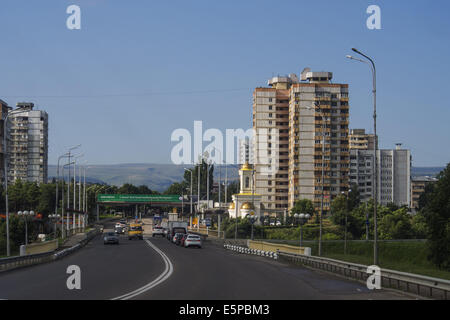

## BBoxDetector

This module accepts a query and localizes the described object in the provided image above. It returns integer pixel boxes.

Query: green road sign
[97,194,182,203]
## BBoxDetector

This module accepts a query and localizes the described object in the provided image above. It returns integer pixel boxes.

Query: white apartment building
[239,137,254,165]
[349,144,411,207]
[377,145,411,207]
[8,102,48,184]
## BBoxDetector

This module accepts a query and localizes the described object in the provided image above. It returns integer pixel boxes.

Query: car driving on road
[128,223,143,240]
[152,226,165,237]
[173,233,183,244]
[104,232,119,245]
[184,234,202,248]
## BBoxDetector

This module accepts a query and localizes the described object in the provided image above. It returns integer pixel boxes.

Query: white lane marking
[111,239,173,300]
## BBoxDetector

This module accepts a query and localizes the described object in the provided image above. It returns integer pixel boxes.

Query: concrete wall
[248,240,311,256]
[20,239,58,256]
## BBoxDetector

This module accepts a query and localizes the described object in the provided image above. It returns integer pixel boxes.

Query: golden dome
[241,202,255,210]
[241,161,253,170]
[229,202,235,209]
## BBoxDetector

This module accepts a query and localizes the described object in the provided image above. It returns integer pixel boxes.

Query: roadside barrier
[0,228,100,273]
[278,251,450,300]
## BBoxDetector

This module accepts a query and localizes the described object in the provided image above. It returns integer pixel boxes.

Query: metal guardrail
[0,251,55,272]
[277,251,450,300]
[0,228,101,273]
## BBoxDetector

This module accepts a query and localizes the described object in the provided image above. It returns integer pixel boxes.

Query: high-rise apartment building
[349,128,377,150]
[8,102,48,184]
[253,69,350,215]
[377,145,411,207]
[253,75,295,213]
[349,149,375,202]
[350,143,412,207]
[410,176,437,212]
[0,99,12,184]
[239,137,254,165]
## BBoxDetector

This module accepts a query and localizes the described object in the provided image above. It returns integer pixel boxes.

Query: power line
[2,88,251,99]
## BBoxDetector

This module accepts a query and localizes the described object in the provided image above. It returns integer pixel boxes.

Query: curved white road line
[111,239,173,300]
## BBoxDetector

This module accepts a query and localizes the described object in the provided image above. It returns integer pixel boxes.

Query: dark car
[104,232,119,245]
[173,233,184,245]
[179,234,189,247]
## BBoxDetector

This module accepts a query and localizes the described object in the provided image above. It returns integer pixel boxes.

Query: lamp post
[73,154,84,232]
[184,168,193,226]
[63,161,75,236]
[342,189,351,255]
[197,159,201,232]
[346,48,378,265]
[48,214,61,239]
[3,108,36,256]
[17,210,35,245]
[303,105,326,256]
[66,145,81,221]
[235,197,238,240]
[294,213,311,247]
[55,153,69,235]
[248,214,257,240]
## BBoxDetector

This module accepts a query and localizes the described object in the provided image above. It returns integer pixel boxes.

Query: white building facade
[8,102,48,184]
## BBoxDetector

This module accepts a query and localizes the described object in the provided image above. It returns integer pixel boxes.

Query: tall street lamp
[66,145,81,216]
[184,168,193,225]
[248,213,257,240]
[73,153,84,231]
[56,153,69,227]
[303,105,326,257]
[3,108,35,256]
[346,48,378,265]
[17,210,35,245]
[294,213,310,247]
[342,189,351,255]
[63,161,75,236]
[48,214,61,239]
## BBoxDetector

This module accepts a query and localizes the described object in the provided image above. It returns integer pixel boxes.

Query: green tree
[421,164,450,270]
[347,184,361,211]
[411,211,428,239]
[183,159,214,200]
[379,207,413,240]
[118,183,139,194]
[330,195,365,240]
[290,199,315,219]
[38,183,56,217]
[164,182,187,195]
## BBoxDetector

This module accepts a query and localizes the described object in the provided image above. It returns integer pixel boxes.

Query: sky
[0,0,449,167]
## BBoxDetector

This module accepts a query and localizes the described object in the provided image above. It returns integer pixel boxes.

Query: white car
[184,234,202,248]
[152,226,165,237]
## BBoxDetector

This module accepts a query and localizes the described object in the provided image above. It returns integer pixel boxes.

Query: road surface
[0,220,411,300]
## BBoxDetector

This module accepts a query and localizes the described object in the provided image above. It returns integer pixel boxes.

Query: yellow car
[128,223,143,240]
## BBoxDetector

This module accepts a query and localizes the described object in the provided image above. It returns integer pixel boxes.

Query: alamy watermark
[366,265,381,290]
[66,5,81,30]
[66,265,81,290]
[366,5,381,30]
[170,121,279,175]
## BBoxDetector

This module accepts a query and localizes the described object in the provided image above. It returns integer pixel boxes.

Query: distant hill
[49,163,240,192]
[411,167,444,178]
[49,164,444,192]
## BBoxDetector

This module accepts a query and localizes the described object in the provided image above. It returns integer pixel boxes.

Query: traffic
[102,213,203,249]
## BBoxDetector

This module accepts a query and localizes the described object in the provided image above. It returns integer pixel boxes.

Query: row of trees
[164,159,239,203]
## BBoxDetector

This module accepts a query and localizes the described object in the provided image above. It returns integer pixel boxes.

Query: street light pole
[73,154,84,232]
[56,153,69,235]
[184,168,193,223]
[197,160,201,232]
[3,108,35,256]
[347,48,378,265]
[63,162,75,236]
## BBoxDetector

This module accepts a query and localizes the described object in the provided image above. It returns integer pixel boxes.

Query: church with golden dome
[228,161,262,223]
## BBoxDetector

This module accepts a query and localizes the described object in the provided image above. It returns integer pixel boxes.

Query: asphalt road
[0,221,411,300]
